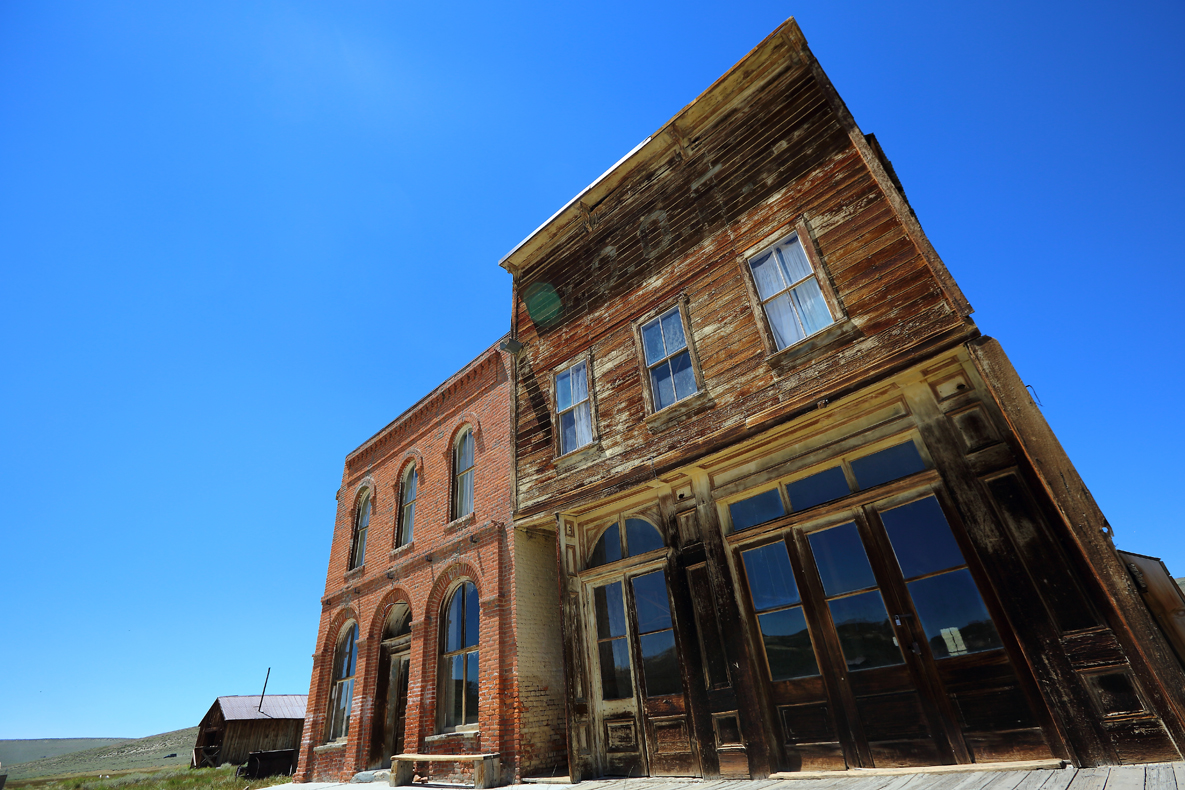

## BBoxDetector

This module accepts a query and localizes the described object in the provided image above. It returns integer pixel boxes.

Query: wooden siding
[512,56,973,520]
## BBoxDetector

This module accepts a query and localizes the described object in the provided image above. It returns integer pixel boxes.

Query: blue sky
[1,1,1182,739]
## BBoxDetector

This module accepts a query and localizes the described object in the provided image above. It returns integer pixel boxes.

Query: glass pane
[560,410,577,455]
[660,308,687,353]
[405,468,417,500]
[851,441,926,490]
[448,654,465,726]
[809,523,877,596]
[465,651,480,724]
[670,350,697,402]
[589,523,622,568]
[639,630,681,697]
[574,401,593,448]
[556,369,572,412]
[344,625,358,677]
[741,542,800,611]
[881,496,965,579]
[791,278,832,335]
[828,590,904,670]
[625,518,664,556]
[651,361,676,411]
[599,638,633,700]
[729,488,785,531]
[749,251,785,300]
[765,292,804,350]
[336,677,354,738]
[456,469,473,517]
[457,430,474,471]
[464,582,480,648]
[358,498,371,528]
[909,569,1003,658]
[444,589,464,652]
[758,606,819,680]
[632,571,673,634]
[571,361,588,403]
[777,236,813,283]
[786,467,850,512]
[594,582,627,639]
[642,318,666,365]
[353,528,367,568]
[402,501,415,544]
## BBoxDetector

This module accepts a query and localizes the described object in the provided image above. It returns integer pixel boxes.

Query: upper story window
[453,428,475,519]
[349,491,371,570]
[556,359,593,455]
[641,307,698,411]
[398,465,417,546]
[326,621,358,741]
[748,232,835,350]
[440,581,480,730]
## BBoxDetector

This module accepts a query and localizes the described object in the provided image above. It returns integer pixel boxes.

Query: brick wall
[296,338,557,783]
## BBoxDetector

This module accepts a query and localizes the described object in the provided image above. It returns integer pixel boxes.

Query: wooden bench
[390,753,501,789]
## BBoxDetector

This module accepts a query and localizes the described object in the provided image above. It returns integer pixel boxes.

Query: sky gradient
[2,1,1182,740]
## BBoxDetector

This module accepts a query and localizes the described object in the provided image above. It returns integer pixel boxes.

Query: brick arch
[352,475,378,511]
[367,587,414,642]
[394,450,424,488]
[425,561,482,626]
[322,606,360,654]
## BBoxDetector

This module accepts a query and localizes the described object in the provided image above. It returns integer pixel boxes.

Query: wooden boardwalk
[540,764,1185,790]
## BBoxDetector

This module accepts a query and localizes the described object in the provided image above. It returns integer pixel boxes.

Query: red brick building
[295,338,567,784]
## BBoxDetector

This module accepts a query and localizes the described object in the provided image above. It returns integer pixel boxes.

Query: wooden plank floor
[545,764,1185,790]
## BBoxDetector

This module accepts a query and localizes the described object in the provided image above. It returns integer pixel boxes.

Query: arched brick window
[326,621,359,741]
[349,490,371,570]
[452,428,475,519]
[439,581,479,730]
[398,465,417,547]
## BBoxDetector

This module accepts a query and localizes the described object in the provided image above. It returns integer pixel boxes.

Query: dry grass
[7,765,294,790]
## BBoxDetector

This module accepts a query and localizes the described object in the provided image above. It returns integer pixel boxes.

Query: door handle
[911,642,922,655]
[893,614,913,626]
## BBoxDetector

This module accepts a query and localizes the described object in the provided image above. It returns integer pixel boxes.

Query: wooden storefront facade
[499,18,1185,781]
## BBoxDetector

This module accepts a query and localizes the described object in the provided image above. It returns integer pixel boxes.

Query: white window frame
[633,296,706,415]
[553,354,598,457]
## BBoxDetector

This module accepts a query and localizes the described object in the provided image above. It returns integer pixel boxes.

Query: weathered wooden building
[499,18,1185,780]
[192,695,307,769]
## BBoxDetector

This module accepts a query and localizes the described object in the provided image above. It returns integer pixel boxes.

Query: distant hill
[2,728,198,781]
[0,740,131,767]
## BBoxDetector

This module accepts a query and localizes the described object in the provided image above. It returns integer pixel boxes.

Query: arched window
[453,428,475,519]
[588,517,665,568]
[440,581,479,729]
[327,622,358,741]
[398,465,417,547]
[350,491,371,570]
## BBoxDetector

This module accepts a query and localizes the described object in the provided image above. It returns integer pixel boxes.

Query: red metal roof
[217,694,307,721]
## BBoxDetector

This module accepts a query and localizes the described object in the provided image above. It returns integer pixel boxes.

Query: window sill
[389,541,415,561]
[344,564,365,582]
[314,741,347,753]
[426,728,480,741]
[444,512,476,534]
[765,319,859,373]
[644,390,714,434]
[554,441,602,471]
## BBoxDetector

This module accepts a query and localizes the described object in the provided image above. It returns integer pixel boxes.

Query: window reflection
[908,569,1002,658]
[880,497,964,579]
[631,571,681,698]
[827,590,904,670]
[808,523,877,596]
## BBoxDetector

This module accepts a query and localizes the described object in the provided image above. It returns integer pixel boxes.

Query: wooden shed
[192,695,307,768]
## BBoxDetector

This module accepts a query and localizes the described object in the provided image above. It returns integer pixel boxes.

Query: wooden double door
[737,489,1053,769]
[586,563,699,777]
[369,637,411,769]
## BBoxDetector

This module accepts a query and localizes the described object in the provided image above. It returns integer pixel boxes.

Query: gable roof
[217,694,307,721]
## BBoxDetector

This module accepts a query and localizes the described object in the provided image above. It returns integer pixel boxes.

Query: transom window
[349,491,371,570]
[326,622,358,740]
[588,517,665,569]
[748,233,834,350]
[453,428,475,519]
[440,581,480,729]
[556,360,593,455]
[728,439,928,532]
[641,307,697,411]
[398,465,417,547]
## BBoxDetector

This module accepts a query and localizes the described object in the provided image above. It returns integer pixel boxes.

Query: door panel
[592,580,646,777]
